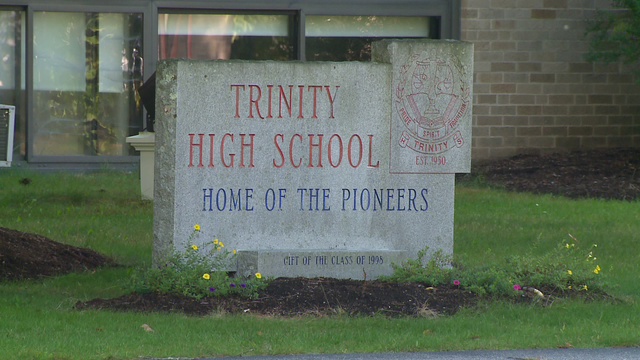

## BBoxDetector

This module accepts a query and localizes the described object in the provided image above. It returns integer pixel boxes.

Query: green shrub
[126,225,267,299]
[383,237,610,297]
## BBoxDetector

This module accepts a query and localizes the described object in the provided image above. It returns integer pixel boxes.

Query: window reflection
[0,10,25,157]
[32,11,143,156]
[158,13,295,60]
[306,16,435,61]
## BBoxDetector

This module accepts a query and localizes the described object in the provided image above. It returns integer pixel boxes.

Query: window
[0,10,25,158]
[31,11,143,156]
[158,13,296,61]
[306,15,437,61]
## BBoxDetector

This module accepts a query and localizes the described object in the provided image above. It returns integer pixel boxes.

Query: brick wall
[461,0,640,162]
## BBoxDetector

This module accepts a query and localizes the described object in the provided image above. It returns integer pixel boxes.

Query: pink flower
[453,280,460,286]
[513,284,522,291]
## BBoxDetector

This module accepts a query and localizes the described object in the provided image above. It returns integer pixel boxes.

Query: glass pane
[0,10,25,157]
[32,11,143,156]
[306,16,434,61]
[158,13,294,60]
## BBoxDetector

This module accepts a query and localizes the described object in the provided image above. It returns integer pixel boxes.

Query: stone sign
[153,40,473,279]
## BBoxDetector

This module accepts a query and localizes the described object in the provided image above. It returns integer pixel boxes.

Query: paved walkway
[153,347,640,360]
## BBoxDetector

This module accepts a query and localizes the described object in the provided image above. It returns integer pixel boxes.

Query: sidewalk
[158,347,640,360]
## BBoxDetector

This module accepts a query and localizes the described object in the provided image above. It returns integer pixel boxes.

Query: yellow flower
[232,249,236,254]
[568,285,572,289]
[594,265,601,274]
[203,273,210,280]
[191,244,198,250]
[567,270,572,275]
[220,242,224,248]
[582,285,588,291]
[194,224,200,231]
[214,239,219,245]
[217,246,221,251]
[565,244,570,249]
[255,272,262,279]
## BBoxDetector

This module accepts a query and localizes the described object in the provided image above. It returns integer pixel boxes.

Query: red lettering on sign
[367,135,379,168]
[279,85,293,118]
[308,85,323,119]
[239,133,255,167]
[220,133,235,167]
[266,85,273,119]
[188,133,204,167]
[208,134,215,167]
[348,134,362,168]
[230,85,245,118]
[308,134,323,167]
[298,85,305,119]
[232,84,339,119]
[248,85,263,119]
[273,134,285,168]
[328,134,343,168]
[325,86,339,119]
[289,134,303,168]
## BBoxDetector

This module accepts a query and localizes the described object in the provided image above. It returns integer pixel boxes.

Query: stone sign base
[236,250,407,280]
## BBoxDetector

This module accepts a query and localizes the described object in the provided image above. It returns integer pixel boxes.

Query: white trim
[0,104,15,167]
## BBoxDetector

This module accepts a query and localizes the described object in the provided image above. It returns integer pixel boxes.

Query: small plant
[127,224,266,299]
[504,239,607,295]
[383,235,610,298]
[383,247,455,286]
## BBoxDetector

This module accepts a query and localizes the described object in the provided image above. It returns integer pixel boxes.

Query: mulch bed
[2,147,637,317]
[0,227,115,282]
[75,278,480,317]
[465,147,640,201]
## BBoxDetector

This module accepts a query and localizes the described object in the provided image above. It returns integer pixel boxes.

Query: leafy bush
[126,225,266,299]
[584,0,640,82]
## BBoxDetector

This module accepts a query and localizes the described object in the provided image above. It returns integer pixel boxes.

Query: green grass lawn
[0,170,638,360]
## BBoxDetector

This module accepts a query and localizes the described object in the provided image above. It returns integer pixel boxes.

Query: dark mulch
[2,147,637,317]
[75,278,479,317]
[0,227,115,282]
[466,147,640,201]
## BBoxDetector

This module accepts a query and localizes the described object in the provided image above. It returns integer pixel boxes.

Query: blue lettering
[309,188,319,210]
[360,188,371,211]
[420,188,429,211]
[297,188,306,210]
[216,189,227,211]
[245,188,254,211]
[203,188,213,211]
[341,188,351,211]
[386,189,395,211]
[230,189,241,211]
[397,188,405,211]
[322,188,331,211]
[265,188,275,211]
[278,188,287,210]
[408,188,417,211]
[373,189,383,211]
